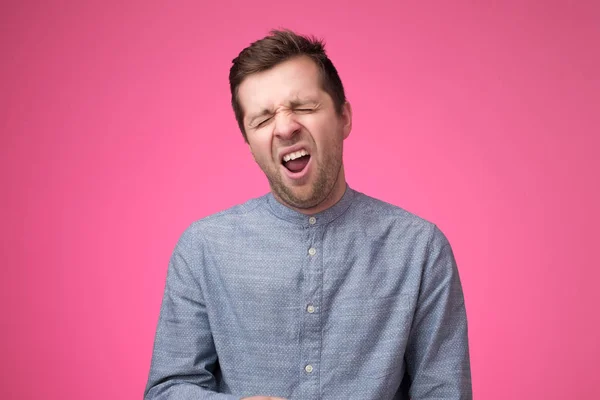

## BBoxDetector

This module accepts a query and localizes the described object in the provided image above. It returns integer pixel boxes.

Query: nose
[273,111,301,140]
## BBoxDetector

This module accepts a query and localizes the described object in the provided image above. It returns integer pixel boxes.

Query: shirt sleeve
[404,225,473,399]
[144,227,240,400]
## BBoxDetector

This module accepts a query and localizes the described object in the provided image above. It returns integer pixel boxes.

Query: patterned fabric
[145,186,472,399]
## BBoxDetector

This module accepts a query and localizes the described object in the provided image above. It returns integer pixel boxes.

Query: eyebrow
[289,96,319,108]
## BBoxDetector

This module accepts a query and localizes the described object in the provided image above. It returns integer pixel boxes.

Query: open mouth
[282,149,311,174]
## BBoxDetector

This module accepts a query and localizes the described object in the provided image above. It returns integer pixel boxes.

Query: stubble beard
[266,148,343,210]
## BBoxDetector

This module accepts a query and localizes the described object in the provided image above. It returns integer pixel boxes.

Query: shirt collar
[266,184,356,227]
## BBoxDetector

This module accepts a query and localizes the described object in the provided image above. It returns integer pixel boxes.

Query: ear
[340,101,352,139]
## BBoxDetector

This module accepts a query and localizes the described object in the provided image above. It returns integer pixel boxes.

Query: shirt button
[308,248,316,256]
[305,364,313,373]
[309,216,316,225]
[307,305,315,313]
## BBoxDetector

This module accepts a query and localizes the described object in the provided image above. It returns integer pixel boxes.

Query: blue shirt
[145,186,472,399]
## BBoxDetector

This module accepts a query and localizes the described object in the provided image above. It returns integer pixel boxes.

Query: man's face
[237,56,352,211]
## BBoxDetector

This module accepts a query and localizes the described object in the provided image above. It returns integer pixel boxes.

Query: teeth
[283,149,308,162]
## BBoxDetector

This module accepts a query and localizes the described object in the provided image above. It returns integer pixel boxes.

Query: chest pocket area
[322,293,413,379]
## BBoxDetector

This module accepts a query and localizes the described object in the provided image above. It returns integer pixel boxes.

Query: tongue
[285,155,310,173]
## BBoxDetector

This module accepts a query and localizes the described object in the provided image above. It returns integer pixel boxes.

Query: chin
[280,189,318,208]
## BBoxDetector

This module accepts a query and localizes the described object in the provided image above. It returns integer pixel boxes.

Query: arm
[144,228,239,400]
[404,225,473,399]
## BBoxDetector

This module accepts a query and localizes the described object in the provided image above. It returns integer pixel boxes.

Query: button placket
[301,224,322,396]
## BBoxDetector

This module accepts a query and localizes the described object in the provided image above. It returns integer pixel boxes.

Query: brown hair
[229,29,347,142]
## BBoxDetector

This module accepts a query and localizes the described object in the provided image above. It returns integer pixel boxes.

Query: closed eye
[255,117,273,128]
[295,108,313,113]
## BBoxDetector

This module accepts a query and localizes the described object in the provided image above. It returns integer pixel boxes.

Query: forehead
[238,56,326,115]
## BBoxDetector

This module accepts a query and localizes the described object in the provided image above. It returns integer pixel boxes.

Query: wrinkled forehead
[237,56,327,115]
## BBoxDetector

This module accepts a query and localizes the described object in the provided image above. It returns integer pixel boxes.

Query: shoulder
[177,194,268,245]
[349,189,449,247]
[351,190,433,228]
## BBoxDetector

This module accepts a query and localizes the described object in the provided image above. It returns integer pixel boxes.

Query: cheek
[251,148,279,175]
[249,137,273,161]
[312,119,344,148]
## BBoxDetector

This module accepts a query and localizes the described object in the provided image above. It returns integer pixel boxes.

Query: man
[145,30,472,399]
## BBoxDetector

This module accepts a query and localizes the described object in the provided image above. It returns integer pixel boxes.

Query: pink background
[1,1,599,399]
